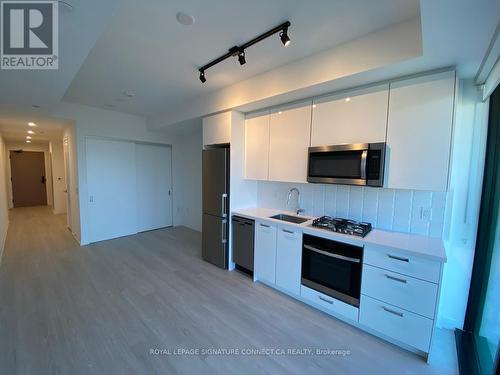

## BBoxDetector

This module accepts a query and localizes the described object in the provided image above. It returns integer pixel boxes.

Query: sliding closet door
[86,138,137,243]
[136,144,173,232]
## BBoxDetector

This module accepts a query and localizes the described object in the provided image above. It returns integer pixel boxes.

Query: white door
[136,143,173,232]
[86,138,137,243]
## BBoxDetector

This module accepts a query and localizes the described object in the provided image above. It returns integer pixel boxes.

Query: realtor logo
[1,0,58,69]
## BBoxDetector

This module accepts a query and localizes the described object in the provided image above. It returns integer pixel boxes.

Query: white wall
[0,137,10,264]
[53,102,203,244]
[172,124,202,231]
[49,139,66,215]
[4,141,53,208]
[150,18,422,128]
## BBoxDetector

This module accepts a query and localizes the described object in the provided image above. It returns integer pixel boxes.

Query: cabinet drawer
[361,265,438,318]
[364,246,441,283]
[359,295,433,352]
[300,285,358,322]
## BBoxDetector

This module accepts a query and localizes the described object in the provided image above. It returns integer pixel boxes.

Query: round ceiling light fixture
[176,12,195,26]
[28,122,37,127]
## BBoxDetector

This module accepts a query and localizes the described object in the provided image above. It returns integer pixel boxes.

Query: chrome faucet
[287,188,304,215]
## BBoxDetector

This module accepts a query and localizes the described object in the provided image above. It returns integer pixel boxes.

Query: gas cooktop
[311,216,372,237]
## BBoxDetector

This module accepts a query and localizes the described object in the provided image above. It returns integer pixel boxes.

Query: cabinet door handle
[282,229,294,234]
[259,223,270,228]
[319,296,334,304]
[387,254,410,263]
[382,306,404,317]
[385,274,407,284]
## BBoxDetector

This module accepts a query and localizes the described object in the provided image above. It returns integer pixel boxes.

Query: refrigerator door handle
[221,193,228,217]
[221,219,227,244]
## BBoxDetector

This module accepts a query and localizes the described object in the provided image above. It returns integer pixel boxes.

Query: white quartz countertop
[232,207,447,262]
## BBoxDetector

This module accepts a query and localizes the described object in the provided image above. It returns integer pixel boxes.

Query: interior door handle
[41,176,46,184]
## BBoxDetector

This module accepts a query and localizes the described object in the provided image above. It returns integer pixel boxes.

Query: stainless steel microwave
[307,143,386,186]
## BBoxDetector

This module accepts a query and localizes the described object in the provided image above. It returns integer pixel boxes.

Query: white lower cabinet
[301,285,359,322]
[254,221,277,284]
[359,295,433,352]
[360,247,441,355]
[251,219,443,358]
[362,264,438,319]
[275,227,302,295]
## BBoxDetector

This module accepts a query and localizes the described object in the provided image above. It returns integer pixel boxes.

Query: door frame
[63,136,72,230]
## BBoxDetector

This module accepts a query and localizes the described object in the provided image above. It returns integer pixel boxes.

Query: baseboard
[0,220,9,266]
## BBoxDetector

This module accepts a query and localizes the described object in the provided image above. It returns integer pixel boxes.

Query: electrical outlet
[420,207,432,220]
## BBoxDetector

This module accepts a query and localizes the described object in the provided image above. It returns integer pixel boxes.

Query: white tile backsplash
[256,181,447,238]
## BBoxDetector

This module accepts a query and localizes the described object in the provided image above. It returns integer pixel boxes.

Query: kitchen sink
[269,214,308,224]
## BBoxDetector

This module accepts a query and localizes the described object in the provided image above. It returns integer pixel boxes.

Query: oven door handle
[303,244,361,263]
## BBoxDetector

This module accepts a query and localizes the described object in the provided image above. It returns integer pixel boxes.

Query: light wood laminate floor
[0,206,458,374]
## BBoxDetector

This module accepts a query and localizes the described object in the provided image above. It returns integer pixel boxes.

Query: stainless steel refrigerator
[202,147,229,269]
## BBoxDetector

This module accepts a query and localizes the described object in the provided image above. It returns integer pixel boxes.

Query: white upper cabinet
[203,111,231,146]
[268,102,312,183]
[311,84,389,146]
[386,71,455,191]
[245,112,270,180]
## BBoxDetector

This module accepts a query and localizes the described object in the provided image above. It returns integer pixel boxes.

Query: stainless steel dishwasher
[231,216,254,274]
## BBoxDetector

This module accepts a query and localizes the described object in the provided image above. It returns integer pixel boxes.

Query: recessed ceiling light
[278,111,282,115]
[312,104,317,108]
[345,97,351,102]
[26,136,32,139]
[26,140,31,143]
[176,12,195,26]
[28,122,37,127]
[27,130,35,134]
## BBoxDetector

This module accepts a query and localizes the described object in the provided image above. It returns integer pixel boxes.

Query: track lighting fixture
[197,21,291,83]
[199,70,206,83]
[280,27,291,47]
[238,50,246,65]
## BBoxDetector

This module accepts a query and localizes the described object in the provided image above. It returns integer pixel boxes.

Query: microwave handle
[360,150,368,180]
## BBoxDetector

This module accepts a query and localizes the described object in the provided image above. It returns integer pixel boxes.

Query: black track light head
[280,28,291,47]
[238,50,246,65]
[199,70,206,83]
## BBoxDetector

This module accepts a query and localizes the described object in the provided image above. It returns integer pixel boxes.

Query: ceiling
[63,0,420,116]
[0,115,71,143]
[0,0,497,137]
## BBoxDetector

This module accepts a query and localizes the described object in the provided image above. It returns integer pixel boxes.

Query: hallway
[0,207,458,375]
